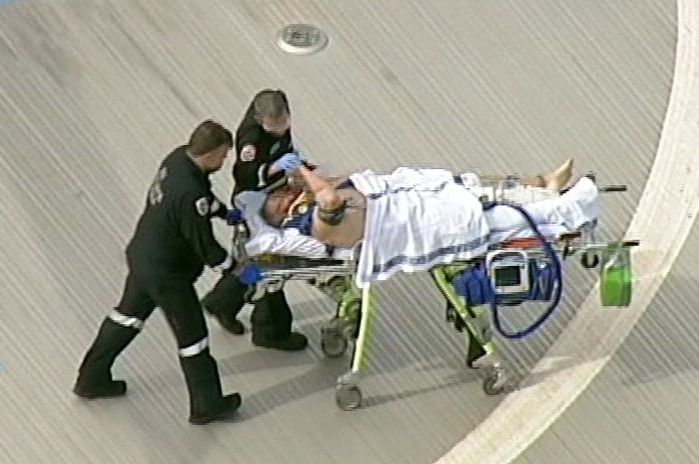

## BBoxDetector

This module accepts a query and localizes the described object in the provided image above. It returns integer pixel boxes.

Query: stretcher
[231,174,640,411]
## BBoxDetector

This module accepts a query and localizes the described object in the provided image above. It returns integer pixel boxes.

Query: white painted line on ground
[434,1,699,462]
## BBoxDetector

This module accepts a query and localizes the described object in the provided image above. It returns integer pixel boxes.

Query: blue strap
[481,200,564,339]
[281,203,315,236]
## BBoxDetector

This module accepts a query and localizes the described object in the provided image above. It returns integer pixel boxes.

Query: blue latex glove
[225,208,244,225]
[237,263,264,285]
[272,151,303,172]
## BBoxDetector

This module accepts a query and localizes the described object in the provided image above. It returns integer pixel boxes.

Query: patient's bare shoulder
[339,187,366,207]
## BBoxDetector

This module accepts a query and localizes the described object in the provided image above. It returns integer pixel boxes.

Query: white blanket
[349,168,600,288]
[485,175,599,239]
[349,168,492,288]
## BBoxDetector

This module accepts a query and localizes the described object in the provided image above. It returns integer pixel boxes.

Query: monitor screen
[493,266,522,287]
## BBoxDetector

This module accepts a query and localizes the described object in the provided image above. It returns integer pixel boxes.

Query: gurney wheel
[482,367,507,396]
[581,251,599,269]
[335,384,362,411]
[321,330,348,358]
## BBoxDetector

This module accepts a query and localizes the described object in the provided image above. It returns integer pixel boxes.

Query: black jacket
[126,145,231,282]
[231,97,295,196]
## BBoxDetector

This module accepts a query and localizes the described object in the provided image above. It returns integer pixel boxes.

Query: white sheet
[484,175,599,242]
[349,169,599,288]
[349,167,492,288]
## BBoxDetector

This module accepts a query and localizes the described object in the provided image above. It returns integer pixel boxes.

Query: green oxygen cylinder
[599,243,633,307]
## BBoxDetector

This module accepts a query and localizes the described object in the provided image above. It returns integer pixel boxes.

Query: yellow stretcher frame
[231,220,639,411]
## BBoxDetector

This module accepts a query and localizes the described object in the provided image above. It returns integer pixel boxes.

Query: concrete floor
[514,220,699,464]
[0,0,677,463]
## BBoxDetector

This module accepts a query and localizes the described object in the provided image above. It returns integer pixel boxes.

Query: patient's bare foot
[542,158,574,191]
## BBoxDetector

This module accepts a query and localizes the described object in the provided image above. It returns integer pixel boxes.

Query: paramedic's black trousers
[202,272,293,341]
[74,270,234,421]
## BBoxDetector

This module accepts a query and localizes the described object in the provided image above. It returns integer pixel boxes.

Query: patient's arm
[296,166,344,207]
[289,170,348,191]
[295,166,349,243]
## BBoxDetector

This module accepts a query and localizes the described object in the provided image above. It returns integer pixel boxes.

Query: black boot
[252,332,308,351]
[211,311,246,336]
[202,274,248,335]
[73,317,137,399]
[250,290,307,352]
[181,350,242,425]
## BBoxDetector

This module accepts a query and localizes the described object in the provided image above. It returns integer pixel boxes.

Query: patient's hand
[287,172,307,188]
[297,166,343,208]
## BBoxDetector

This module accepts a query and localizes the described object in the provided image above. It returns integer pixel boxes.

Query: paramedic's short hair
[188,120,233,157]
[253,89,290,120]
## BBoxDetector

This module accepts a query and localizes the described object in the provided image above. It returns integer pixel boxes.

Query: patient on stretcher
[251,159,599,286]
[260,159,582,244]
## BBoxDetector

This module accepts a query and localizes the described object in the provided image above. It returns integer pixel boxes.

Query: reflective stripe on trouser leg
[179,337,209,357]
[76,312,142,385]
[108,309,145,330]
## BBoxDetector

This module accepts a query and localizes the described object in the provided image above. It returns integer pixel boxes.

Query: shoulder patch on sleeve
[195,197,210,216]
[240,144,256,162]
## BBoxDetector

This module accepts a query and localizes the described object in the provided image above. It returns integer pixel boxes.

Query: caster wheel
[321,331,348,358]
[482,368,507,396]
[581,251,599,269]
[336,384,362,411]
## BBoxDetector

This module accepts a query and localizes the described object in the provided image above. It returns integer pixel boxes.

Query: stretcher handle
[599,184,627,192]
[581,173,627,192]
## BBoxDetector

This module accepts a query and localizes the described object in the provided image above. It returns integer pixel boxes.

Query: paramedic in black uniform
[72,120,264,425]
[202,89,311,351]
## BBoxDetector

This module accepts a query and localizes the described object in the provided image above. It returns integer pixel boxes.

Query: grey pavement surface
[0,0,676,463]
[513,218,699,464]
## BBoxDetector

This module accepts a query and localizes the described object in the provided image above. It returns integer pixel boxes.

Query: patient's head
[261,184,304,227]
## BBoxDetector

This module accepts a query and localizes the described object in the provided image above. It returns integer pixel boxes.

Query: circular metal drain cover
[277,24,329,55]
